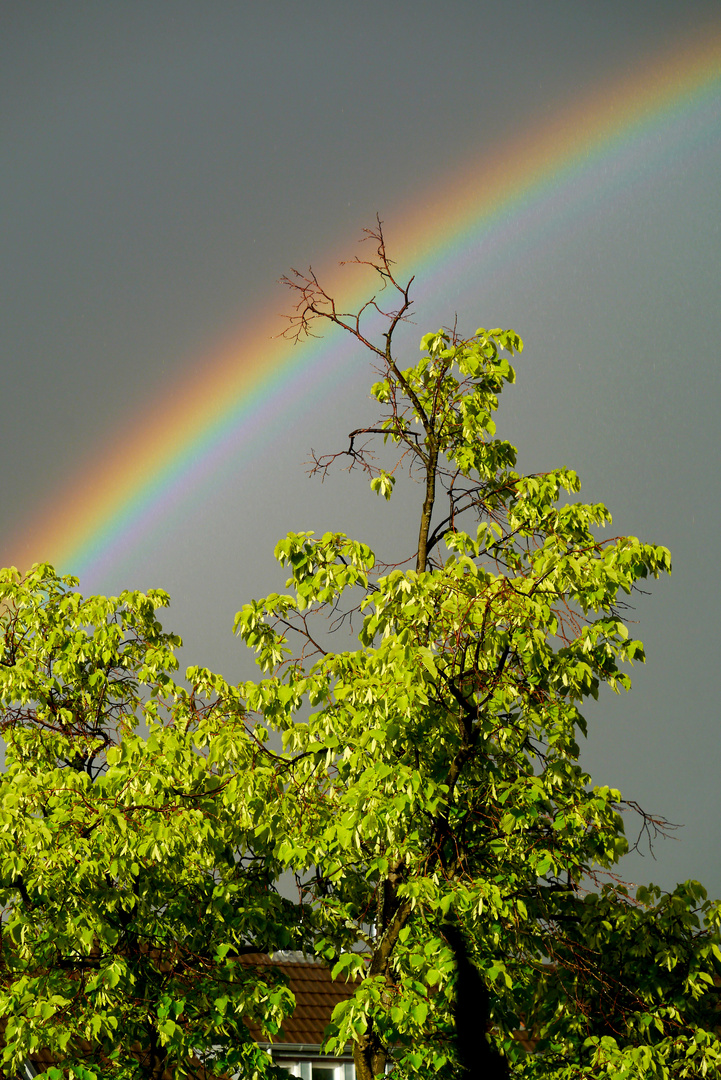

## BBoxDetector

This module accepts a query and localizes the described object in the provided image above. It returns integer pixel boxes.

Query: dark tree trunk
[443,925,509,1080]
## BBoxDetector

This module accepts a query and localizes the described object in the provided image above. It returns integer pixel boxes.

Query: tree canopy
[1,223,719,1080]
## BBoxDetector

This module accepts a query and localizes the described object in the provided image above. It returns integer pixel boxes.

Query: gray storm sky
[1,1,720,895]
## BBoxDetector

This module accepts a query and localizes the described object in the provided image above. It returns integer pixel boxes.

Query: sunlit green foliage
[1,225,719,1079]
[0,567,295,1080]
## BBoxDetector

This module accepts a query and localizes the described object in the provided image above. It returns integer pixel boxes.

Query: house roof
[241,953,359,1048]
[1,952,358,1079]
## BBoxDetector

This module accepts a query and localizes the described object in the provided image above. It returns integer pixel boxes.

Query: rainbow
[4,26,721,583]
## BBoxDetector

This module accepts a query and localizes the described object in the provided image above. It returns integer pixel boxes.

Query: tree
[234,222,720,1078]
[1,222,719,1080]
[0,568,297,1079]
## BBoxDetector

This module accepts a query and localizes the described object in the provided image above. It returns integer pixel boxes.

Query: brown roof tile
[241,954,359,1047]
